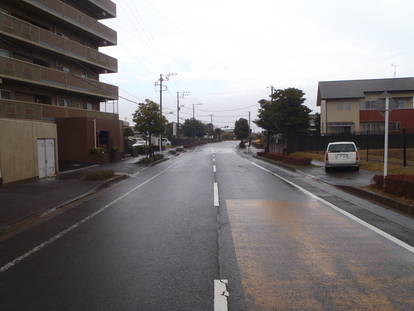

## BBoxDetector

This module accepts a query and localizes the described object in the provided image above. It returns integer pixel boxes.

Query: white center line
[214,279,229,311]
[214,182,219,207]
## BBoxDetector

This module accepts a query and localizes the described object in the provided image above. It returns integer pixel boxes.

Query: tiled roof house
[317,77,414,134]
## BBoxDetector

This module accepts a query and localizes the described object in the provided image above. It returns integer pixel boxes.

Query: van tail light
[325,152,329,161]
[356,151,359,161]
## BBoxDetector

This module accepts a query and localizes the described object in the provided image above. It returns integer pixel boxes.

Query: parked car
[132,140,148,147]
[324,141,360,172]
[159,138,171,146]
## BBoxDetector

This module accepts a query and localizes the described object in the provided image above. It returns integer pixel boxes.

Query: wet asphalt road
[1,141,414,310]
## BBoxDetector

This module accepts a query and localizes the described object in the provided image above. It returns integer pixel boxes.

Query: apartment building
[0,0,121,184]
[317,77,414,134]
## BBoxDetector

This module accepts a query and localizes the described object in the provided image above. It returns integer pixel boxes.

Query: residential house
[0,0,121,185]
[317,77,414,134]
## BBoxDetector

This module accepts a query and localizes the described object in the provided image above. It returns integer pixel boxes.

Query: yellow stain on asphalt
[226,199,414,311]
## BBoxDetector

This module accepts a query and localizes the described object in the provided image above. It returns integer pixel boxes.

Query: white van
[325,141,360,172]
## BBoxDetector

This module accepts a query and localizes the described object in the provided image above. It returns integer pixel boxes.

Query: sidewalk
[0,151,173,233]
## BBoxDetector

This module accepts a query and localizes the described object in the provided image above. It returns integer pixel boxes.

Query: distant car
[159,138,171,146]
[324,141,360,172]
[132,140,148,147]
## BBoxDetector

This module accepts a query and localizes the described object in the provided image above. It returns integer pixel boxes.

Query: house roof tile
[318,77,414,100]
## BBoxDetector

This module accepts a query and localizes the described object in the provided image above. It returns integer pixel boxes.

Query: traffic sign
[373,91,397,117]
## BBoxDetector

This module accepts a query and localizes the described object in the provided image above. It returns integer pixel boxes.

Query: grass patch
[85,170,114,181]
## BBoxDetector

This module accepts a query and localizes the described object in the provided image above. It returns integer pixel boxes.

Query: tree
[132,99,168,156]
[181,118,207,139]
[271,88,311,135]
[254,88,311,151]
[123,127,134,137]
[214,128,222,140]
[234,118,249,142]
[253,99,277,152]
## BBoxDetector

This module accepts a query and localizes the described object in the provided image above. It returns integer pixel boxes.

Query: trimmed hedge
[257,152,312,166]
[85,170,114,181]
[372,174,414,200]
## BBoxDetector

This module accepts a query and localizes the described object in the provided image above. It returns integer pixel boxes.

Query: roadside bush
[169,150,177,154]
[384,174,414,200]
[154,153,164,161]
[371,174,384,189]
[371,174,414,200]
[133,145,149,155]
[257,152,312,166]
[85,170,114,181]
[138,153,164,164]
[90,147,106,154]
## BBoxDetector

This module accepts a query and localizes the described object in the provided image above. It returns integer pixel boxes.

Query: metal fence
[290,129,414,155]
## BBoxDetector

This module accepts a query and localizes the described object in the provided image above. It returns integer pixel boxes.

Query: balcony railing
[22,0,117,46]
[0,99,119,121]
[0,12,117,73]
[0,56,118,100]
[85,0,116,19]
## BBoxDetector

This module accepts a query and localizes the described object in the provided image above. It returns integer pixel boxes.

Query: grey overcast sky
[101,0,414,130]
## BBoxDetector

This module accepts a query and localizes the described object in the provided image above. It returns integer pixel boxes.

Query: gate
[37,139,56,178]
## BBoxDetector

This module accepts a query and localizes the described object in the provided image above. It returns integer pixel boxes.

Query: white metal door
[45,139,56,176]
[38,139,56,178]
[37,140,46,178]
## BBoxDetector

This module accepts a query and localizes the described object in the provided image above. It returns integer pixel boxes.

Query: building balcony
[0,98,119,121]
[83,0,116,19]
[0,56,118,100]
[21,0,117,46]
[0,12,117,74]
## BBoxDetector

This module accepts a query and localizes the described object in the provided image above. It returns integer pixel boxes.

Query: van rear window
[328,144,355,153]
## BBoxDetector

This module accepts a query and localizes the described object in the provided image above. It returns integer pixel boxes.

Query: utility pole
[248,111,251,153]
[177,91,190,145]
[192,103,202,141]
[155,72,176,151]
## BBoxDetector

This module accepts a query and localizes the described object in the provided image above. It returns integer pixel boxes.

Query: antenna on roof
[391,63,399,78]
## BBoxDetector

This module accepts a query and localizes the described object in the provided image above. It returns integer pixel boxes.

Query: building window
[395,100,405,109]
[389,122,400,131]
[56,65,71,73]
[0,48,10,57]
[345,102,351,111]
[361,123,381,133]
[1,89,11,99]
[58,99,71,107]
[361,101,375,110]
[338,102,343,111]
[83,103,93,110]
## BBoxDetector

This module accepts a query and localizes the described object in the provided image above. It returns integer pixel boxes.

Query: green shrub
[90,147,106,154]
[169,150,177,154]
[85,170,114,181]
[154,153,164,161]
[139,157,154,163]
[133,145,149,155]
